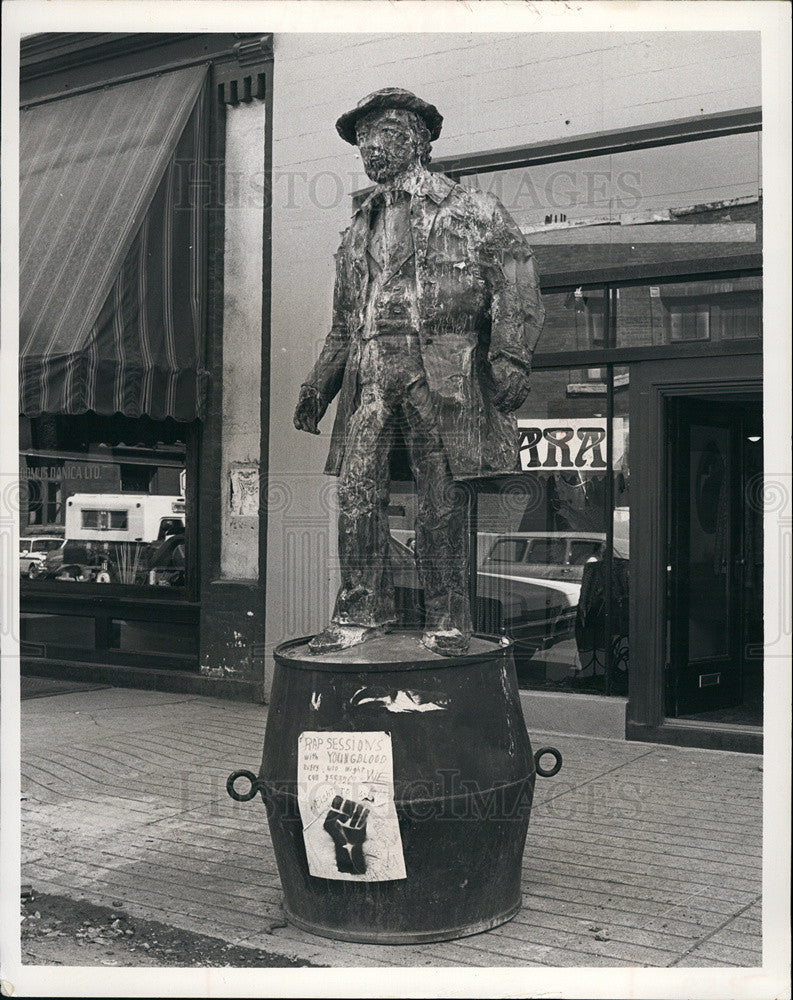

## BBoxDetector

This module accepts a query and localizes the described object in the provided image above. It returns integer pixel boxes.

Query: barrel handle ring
[534,747,563,778]
[226,769,263,802]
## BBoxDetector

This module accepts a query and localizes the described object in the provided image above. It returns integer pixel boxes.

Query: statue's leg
[402,378,471,655]
[309,384,396,654]
[321,383,397,637]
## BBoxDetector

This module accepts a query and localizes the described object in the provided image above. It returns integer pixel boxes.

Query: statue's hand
[490,357,530,413]
[294,385,324,434]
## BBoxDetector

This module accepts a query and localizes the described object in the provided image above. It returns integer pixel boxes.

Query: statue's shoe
[421,628,470,657]
[308,623,388,655]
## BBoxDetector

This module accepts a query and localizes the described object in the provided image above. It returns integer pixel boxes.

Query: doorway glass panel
[687,423,731,660]
[668,397,763,726]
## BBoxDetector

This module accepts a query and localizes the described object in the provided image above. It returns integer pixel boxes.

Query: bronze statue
[294,88,545,656]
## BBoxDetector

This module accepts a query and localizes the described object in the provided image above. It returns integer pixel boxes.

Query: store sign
[517,418,625,471]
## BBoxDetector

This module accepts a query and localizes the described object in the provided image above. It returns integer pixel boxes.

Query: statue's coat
[306,170,545,480]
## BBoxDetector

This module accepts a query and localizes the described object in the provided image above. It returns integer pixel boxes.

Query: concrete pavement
[20,687,762,968]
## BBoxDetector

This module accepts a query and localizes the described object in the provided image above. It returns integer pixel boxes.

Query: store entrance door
[667,396,763,723]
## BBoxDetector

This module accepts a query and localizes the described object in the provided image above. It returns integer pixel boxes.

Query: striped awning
[20,65,210,421]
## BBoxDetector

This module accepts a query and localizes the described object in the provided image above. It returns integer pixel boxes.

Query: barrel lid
[274,630,511,672]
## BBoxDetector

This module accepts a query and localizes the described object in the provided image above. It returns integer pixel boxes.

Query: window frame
[534,268,762,369]
[20,421,199,602]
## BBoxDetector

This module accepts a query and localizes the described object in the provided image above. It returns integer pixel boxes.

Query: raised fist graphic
[323,795,370,875]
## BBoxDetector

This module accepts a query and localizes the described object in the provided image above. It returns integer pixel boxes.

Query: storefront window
[460,129,761,357]
[616,277,761,348]
[474,368,612,693]
[386,369,625,693]
[20,415,189,589]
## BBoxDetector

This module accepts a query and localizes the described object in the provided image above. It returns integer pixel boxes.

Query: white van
[39,494,186,583]
[64,494,185,544]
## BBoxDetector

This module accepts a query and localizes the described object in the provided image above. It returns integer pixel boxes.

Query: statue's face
[355,110,421,184]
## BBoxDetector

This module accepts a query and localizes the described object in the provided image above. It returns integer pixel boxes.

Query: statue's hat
[335,88,443,145]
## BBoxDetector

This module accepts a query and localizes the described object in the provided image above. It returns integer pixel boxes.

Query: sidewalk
[20,687,762,968]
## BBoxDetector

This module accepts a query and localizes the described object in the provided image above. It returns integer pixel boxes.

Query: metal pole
[604,288,616,695]
[468,483,479,632]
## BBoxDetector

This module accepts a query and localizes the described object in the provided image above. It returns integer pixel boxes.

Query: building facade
[19,33,274,700]
[19,31,763,751]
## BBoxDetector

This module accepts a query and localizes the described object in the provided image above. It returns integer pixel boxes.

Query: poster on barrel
[297,731,407,881]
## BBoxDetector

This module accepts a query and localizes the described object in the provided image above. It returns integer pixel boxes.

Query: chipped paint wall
[221,101,265,582]
[197,98,267,697]
[264,32,761,688]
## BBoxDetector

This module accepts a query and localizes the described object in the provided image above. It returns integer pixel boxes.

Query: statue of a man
[294,88,545,656]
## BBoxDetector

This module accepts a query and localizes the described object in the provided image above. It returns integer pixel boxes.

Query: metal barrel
[252,631,556,944]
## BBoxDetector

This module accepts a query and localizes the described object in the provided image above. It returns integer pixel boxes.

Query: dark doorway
[666,396,763,725]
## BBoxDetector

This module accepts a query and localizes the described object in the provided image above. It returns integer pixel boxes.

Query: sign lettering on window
[517,418,625,471]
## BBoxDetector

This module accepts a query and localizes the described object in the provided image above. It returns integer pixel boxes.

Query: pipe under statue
[294,88,545,657]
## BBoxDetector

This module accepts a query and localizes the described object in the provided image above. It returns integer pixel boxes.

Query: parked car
[19,535,63,579]
[38,495,186,584]
[480,531,607,583]
[389,533,583,659]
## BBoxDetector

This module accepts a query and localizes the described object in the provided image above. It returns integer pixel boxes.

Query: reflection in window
[616,277,761,347]
[575,366,630,696]
[526,538,567,565]
[81,509,129,531]
[488,539,529,564]
[20,414,189,589]
[667,295,710,342]
[387,367,619,694]
[538,288,606,353]
[120,463,154,492]
[460,132,760,229]
[569,539,604,565]
[474,370,612,693]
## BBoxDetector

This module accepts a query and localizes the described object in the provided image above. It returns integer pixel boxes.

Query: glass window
[569,539,604,565]
[526,538,567,565]
[460,132,761,230]
[538,288,607,353]
[616,277,761,348]
[20,415,190,590]
[568,366,629,696]
[460,131,761,356]
[475,369,611,693]
[487,539,529,563]
[81,509,129,531]
[611,366,630,693]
